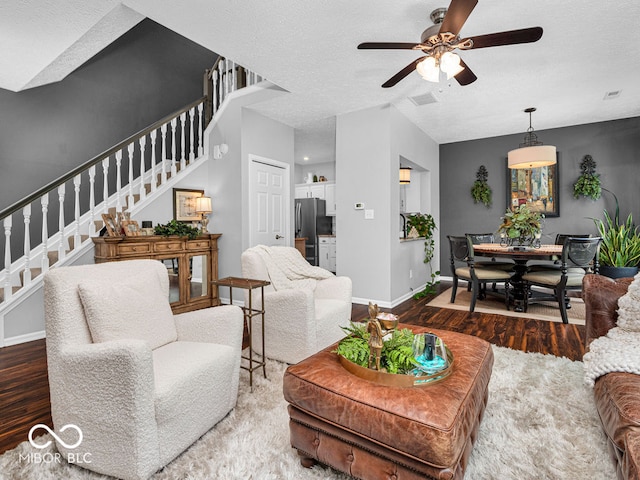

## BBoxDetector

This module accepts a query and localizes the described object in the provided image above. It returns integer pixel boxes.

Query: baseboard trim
[4,330,46,347]
[352,284,427,310]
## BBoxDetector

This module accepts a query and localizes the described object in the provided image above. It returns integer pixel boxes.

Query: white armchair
[241,245,352,364]
[43,259,244,480]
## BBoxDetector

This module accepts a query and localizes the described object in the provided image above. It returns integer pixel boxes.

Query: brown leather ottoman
[283,325,494,480]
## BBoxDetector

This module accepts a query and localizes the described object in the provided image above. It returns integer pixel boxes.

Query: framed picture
[506,156,559,217]
[122,220,140,236]
[173,188,204,222]
[101,213,119,236]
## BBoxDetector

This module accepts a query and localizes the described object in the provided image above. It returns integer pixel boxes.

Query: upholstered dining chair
[522,236,602,323]
[241,245,352,364]
[44,259,244,480]
[528,233,593,272]
[465,233,515,270]
[448,235,513,312]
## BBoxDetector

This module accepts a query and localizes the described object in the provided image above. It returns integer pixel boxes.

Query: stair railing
[0,56,265,307]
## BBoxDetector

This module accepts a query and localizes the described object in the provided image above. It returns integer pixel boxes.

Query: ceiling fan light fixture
[508,107,557,169]
[416,57,440,82]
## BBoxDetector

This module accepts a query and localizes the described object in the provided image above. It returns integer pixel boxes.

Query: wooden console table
[92,234,221,314]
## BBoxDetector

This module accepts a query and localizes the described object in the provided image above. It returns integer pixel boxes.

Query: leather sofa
[583,274,638,480]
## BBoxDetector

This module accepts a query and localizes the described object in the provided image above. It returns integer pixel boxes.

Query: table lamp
[195,196,212,232]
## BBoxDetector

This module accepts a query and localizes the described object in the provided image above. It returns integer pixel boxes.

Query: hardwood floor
[0,281,585,456]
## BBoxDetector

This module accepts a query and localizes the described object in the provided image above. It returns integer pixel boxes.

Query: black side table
[211,277,270,392]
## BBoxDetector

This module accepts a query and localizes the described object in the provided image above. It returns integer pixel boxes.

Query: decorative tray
[338,347,454,388]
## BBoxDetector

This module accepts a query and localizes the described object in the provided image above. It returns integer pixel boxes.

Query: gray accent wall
[0,19,216,211]
[439,116,640,272]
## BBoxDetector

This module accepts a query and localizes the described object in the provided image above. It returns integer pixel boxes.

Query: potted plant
[154,219,201,239]
[593,192,640,278]
[405,213,440,298]
[573,154,602,200]
[470,165,492,207]
[497,204,543,247]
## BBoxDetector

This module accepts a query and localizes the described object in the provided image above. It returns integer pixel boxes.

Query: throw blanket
[583,273,640,387]
[249,245,333,291]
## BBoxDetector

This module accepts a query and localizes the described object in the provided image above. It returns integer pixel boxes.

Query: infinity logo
[28,424,83,450]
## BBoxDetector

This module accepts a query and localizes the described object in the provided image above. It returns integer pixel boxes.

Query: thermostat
[354,202,365,210]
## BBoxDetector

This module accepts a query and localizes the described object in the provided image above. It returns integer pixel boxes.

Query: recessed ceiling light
[303,156,309,161]
[603,90,622,100]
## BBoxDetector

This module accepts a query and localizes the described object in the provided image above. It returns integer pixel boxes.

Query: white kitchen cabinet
[325,183,336,216]
[294,182,334,201]
[319,236,336,272]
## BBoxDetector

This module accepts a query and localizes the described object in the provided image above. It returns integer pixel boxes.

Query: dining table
[472,243,563,312]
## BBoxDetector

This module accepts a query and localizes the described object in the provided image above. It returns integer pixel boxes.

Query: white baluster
[102,157,110,206]
[139,136,147,200]
[189,107,195,161]
[115,151,123,213]
[88,166,96,236]
[57,184,66,262]
[3,216,12,301]
[73,175,81,250]
[150,130,158,192]
[170,118,178,176]
[22,205,32,285]
[197,103,204,157]
[231,61,237,91]
[180,112,187,170]
[218,61,225,104]
[127,143,135,210]
[41,194,49,272]
[225,58,230,97]
[213,70,219,114]
[160,124,168,183]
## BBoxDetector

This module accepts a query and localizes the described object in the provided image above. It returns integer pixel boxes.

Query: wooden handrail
[0,96,206,221]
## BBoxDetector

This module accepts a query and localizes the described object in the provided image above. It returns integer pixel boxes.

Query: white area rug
[428,288,586,325]
[0,346,613,479]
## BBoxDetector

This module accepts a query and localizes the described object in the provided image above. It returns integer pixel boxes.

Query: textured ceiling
[3,1,640,164]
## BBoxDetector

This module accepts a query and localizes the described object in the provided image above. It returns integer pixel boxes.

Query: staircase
[0,57,264,346]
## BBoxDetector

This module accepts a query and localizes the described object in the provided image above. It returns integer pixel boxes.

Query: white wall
[336,105,392,304]
[389,106,440,302]
[336,104,439,307]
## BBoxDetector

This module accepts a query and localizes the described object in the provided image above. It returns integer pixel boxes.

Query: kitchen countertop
[318,234,336,237]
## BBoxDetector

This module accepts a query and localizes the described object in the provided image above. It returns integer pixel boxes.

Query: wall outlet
[364,209,374,220]
[409,269,413,279]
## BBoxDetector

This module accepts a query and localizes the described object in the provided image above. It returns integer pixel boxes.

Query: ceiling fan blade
[358,42,419,50]
[381,58,423,88]
[440,0,478,36]
[463,27,543,49]
[454,59,477,86]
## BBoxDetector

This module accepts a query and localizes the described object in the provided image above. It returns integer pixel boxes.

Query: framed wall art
[173,188,204,222]
[506,156,560,217]
[122,220,140,236]
[101,213,119,236]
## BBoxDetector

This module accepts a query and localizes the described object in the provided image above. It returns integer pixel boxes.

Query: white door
[249,156,290,247]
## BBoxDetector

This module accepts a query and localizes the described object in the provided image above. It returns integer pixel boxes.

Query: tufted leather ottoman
[283,325,493,480]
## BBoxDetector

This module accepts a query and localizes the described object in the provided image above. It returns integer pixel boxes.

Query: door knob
[275,235,284,240]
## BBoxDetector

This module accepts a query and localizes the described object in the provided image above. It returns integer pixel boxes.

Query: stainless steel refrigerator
[295,198,332,265]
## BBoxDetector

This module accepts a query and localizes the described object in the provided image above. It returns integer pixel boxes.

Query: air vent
[408,92,438,106]
[603,90,621,100]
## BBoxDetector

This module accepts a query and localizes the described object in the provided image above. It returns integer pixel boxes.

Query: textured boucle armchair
[44,259,244,480]
[241,246,352,364]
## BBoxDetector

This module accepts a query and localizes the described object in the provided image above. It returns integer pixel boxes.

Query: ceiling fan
[358,0,543,87]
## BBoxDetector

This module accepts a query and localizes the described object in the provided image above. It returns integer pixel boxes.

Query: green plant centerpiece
[573,154,601,201]
[497,204,544,247]
[154,219,201,240]
[593,190,640,277]
[470,165,492,207]
[405,213,440,299]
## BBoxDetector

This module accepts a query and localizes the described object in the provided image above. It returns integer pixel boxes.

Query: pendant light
[508,107,556,169]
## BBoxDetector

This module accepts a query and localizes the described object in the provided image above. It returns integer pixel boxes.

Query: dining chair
[527,233,593,272]
[522,236,602,323]
[448,235,513,312]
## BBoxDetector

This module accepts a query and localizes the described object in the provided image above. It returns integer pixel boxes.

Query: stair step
[19,267,43,284]
[68,234,90,251]
[0,286,23,303]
